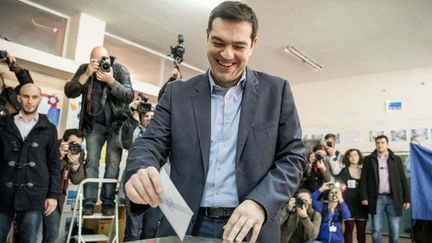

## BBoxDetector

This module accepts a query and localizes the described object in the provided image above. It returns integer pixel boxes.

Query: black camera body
[137,102,152,114]
[69,142,82,155]
[98,56,111,72]
[170,34,185,64]
[295,197,305,209]
[315,152,323,161]
[0,50,8,61]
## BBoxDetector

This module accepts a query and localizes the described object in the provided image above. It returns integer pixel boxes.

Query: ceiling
[25,0,432,84]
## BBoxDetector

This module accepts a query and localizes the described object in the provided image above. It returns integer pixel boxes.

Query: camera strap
[61,166,70,195]
[86,76,108,116]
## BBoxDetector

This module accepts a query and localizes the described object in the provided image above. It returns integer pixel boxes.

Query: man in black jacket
[0,83,61,243]
[64,46,133,216]
[360,135,410,243]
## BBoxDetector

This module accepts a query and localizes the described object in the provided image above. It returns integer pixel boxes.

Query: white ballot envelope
[159,169,194,241]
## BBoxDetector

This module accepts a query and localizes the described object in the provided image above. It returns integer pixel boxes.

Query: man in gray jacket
[64,46,133,215]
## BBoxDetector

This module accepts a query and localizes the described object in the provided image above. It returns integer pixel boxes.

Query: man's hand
[325,146,335,157]
[222,199,265,243]
[125,167,162,208]
[287,198,295,211]
[316,160,326,170]
[67,152,80,165]
[44,198,58,216]
[96,68,115,86]
[297,205,308,219]
[85,58,99,76]
[6,53,16,65]
[59,141,69,159]
[361,200,368,206]
[404,202,410,210]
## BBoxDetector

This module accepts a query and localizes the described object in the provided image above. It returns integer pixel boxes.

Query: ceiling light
[284,45,323,71]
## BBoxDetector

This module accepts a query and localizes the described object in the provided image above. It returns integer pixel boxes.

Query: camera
[294,197,305,209]
[0,50,7,61]
[98,56,111,72]
[170,34,185,64]
[137,93,152,114]
[68,142,82,155]
[314,152,323,161]
[137,102,152,114]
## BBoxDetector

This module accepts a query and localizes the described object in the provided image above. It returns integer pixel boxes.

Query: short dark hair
[296,188,311,197]
[375,135,389,143]
[207,1,258,41]
[342,148,363,167]
[324,133,336,140]
[312,144,325,153]
[62,128,84,141]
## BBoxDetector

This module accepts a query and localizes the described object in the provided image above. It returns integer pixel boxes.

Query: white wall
[292,66,432,153]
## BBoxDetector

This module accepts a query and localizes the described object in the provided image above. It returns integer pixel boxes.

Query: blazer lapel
[191,75,211,178]
[235,68,260,164]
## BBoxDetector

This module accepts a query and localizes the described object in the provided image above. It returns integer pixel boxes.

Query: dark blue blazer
[125,68,306,242]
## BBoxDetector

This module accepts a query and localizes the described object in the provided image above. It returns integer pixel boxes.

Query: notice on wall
[385,100,402,112]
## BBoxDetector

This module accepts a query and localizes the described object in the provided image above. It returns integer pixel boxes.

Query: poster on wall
[391,129,407,142]
[385,100,402,112]
[411,128,429,142]
[369,130,385,142]
[38,93,61,127]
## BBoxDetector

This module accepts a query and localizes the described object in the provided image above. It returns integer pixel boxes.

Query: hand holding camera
[85,58,100,77]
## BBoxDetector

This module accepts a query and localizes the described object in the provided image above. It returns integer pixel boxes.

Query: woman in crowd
[312,182,351,243]
[338,149,368,243]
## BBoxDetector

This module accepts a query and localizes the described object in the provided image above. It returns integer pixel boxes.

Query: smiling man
[125,1,306,242]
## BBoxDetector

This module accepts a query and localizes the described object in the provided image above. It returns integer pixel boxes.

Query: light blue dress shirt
[201,70,246,207]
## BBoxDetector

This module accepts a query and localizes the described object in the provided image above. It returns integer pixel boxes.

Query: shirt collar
[16,111,39,123]
[208,69,246,94]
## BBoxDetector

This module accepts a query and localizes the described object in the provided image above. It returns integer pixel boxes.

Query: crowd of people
[0,1,413,243]
[281,133,410,243]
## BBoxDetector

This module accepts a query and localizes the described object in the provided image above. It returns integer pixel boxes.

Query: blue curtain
[410,143,432,220]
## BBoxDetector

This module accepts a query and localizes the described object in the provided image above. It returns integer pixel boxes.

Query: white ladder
[66,178,120,243]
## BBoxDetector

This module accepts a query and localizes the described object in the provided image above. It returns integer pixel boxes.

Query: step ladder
[66,178,120,243]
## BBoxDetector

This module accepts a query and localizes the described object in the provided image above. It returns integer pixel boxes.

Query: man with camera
[302,145,331,193]
[64,46,133,216]
[280,189,321,243]
[40,129,85,243]
[0,50,34,117]
[118,92,159,241]
[119,92,154,150]
[323,133,344,180]
[0,83,61,243]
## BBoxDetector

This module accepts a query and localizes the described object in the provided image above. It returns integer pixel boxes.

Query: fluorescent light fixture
[284,45,323,71]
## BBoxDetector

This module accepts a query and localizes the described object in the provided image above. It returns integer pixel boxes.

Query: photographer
[312,182,351,243]
[280,189,321,243]
[118,92,158,241]
[302,145,331,193]
[0,51,34,116]
[157,66,182,102]
[64,46,133,216]
[41,129,85,243]
[323,133,344,180]
[119,92,154,150]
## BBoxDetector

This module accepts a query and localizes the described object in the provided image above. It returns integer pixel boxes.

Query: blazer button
[29,162,36,167]
[5,182,13,188]
[26,182,34,188]
[8,161,16,167]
